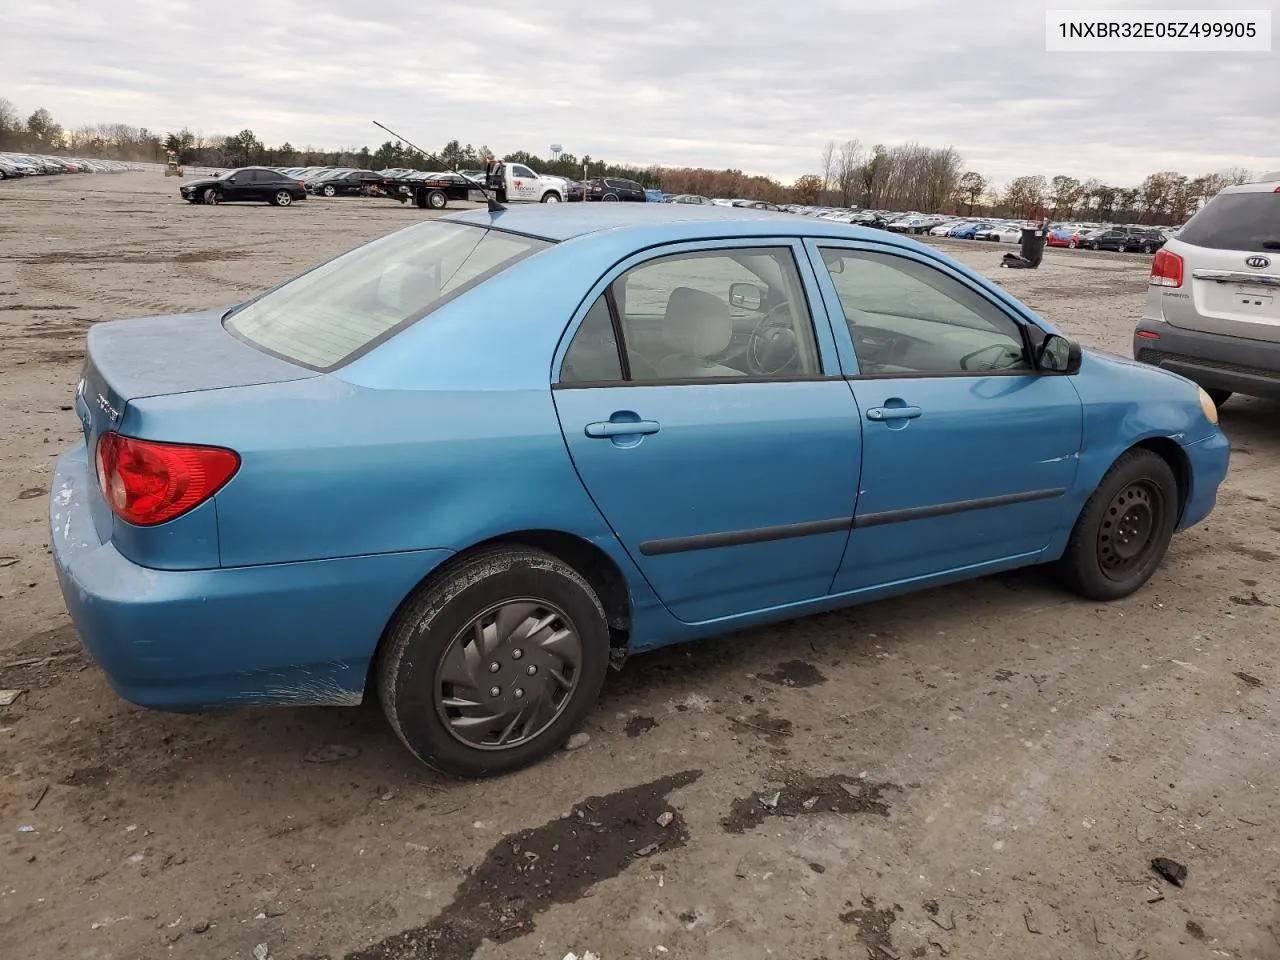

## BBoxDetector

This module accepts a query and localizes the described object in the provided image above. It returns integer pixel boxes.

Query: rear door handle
[585,419,661,438]
[866,406,921,421]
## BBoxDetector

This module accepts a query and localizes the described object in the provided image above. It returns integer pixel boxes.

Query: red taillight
[1149,248,1183,288]
[95,433,239,526]
[1136,330,1161,340]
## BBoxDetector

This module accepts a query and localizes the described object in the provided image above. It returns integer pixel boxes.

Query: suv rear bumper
[1134,322,1280,400]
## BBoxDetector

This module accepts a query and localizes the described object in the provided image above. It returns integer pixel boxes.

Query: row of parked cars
[772,207,1174,254]
[0,152,139,178]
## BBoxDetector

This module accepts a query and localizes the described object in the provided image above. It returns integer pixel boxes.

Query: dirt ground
[2,174,1278,960]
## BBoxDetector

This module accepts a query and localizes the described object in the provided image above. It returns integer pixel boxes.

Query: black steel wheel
[1058,448,1178,600]
[377,546,610,778]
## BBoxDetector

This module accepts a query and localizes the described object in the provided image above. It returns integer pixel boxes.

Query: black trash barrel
[1019,224,1047,267]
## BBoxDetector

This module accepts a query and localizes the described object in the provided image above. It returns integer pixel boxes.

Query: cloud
[1,0,1275,185]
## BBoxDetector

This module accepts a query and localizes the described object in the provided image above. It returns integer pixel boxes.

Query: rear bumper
[50,442,454,711]
[1178,429,1230,531]
[1134,322,1280,400]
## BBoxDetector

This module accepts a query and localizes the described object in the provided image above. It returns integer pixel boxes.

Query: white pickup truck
[485,161,568,203]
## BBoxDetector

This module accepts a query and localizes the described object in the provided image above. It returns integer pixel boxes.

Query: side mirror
[729,282,765,311]
[1037,334,1082,374]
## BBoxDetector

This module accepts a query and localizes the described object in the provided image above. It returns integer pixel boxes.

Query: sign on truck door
[511,165,546,201]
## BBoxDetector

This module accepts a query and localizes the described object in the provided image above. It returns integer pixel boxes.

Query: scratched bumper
[50,441,454,711]
[1177,428,1230,532]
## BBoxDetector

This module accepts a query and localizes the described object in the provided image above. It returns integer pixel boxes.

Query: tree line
[0,98,1259,224]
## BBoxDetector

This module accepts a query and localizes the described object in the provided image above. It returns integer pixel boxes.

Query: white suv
[1134,179,1280,406]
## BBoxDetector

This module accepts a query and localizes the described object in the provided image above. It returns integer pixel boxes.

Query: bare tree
[836,139,865,206]
[819,141,837,205]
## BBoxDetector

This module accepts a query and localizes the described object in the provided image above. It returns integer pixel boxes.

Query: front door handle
[585,419,661,438]
[866,405,921,421]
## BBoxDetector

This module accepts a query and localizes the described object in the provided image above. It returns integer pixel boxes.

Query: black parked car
[310,169,386,197]
[180,167,307,206]
[586,177,646,202]
[1086,226,1166,253]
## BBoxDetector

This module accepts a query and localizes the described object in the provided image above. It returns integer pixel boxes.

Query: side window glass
[818,248,1030,375]
[513,165,535,179]
[614,248,821,381]
[561,295,623,384]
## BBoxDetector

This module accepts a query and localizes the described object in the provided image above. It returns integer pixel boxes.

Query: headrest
[662,286,733,359]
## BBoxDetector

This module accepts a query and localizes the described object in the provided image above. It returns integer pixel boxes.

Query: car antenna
[372,120,505,213]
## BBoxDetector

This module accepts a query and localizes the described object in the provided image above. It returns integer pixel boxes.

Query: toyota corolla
[51,204,1230,778]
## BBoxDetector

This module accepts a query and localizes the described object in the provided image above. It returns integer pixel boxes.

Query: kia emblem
[1245,255,1271,269]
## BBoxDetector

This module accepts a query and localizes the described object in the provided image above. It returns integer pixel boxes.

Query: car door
[804,240,1083,593]
[509,165,537,201]
[552,239,861,624]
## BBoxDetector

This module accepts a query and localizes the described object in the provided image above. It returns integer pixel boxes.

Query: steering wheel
[747,302,801,376]
[959,343,1023,371]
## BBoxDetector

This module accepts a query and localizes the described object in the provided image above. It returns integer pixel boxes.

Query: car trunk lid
[74,310,317,548]
[1159,188,1280,343]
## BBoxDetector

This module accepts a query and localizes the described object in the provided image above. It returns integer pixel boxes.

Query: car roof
[1221,179,1280,194]
[444,202,886,243]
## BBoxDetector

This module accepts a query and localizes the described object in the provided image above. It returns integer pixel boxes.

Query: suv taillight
[96,433,240,526]
[1149,248,1183,288]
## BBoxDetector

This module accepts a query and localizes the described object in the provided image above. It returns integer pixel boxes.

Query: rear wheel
[427,189,447,209]
[377,546,610,778]
[1069,238,1078,248]
[1205,388,1232,407]
[602,193,619,202]
[272,190,293,207]
[1057,449,1178,601]
[203,188,218,205]
[1141,242,1153,254]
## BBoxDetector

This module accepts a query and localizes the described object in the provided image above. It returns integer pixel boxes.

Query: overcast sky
[1,0,1276,186]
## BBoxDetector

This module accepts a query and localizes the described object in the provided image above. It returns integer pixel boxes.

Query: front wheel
[1057,448,1178,601]
[540,192,561,203]
[426,189,447,209]
[377,547,610,778]
[272,190,293,206]
[203,188,218,205]
[322,184,336,197]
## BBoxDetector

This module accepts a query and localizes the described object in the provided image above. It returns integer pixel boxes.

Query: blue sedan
[50,204,1229,777]
[950,221,995,239]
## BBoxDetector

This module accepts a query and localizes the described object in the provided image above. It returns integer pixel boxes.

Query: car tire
[1057,448,1179,602]
[323,184,336,197]
[272,190,293,207]
[1141,242,1153,254]
[1069,238,1078,248]
[203,188,218,205]
[1205,389,1232,407]
[427,189,447,209]
[540,192,561,203]
[376,546,610,778]
[602,193,619,202]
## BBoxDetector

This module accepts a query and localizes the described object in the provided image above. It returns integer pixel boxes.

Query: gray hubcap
[435,599,582,750]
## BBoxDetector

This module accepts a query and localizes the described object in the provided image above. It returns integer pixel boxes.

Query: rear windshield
[1177,191,1280,252]
[224,220,550,370]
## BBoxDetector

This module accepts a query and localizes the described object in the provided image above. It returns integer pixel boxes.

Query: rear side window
[224,221,551,371]
[1178,191,1280,252]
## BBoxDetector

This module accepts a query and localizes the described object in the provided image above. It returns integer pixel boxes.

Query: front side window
[225,221,551,370]
[611,247,821,381]
[818,248,1030,376]
[512,165,536,179]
